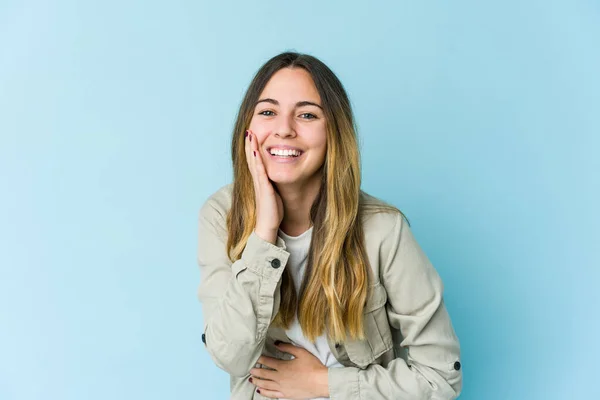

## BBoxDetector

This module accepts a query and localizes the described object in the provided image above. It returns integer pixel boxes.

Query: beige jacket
[197,183,463,400]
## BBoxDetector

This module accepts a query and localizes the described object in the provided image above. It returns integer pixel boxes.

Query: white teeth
[270,149,301,157]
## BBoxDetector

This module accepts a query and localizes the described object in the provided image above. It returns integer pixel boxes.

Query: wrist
[254,228,277,244]
[316,367,330,397]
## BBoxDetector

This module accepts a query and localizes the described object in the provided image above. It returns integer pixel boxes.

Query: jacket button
[202,333,206,344]
[453,361,461,371]
[271,258,281,269]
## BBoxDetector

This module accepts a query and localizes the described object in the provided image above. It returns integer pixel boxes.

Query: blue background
[1,1,598,399]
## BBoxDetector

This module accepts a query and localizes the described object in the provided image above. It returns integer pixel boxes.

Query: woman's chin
[266,172,300,185]
[268,177,298,186]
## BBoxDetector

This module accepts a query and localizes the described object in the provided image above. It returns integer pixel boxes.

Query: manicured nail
[274,340,281,345]
[249,377,253,383]
[253,151,256,157]
[244,130,248,138]
[257,389,261,394]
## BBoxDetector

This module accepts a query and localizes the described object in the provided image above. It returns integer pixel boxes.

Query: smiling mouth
[266,150,305,164]
[268,149,304,158]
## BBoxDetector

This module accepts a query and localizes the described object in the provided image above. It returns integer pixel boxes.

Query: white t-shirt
[278,226,344,400]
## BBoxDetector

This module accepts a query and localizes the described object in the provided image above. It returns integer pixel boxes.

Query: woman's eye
[258,110,275,116]
[299,113,317,119]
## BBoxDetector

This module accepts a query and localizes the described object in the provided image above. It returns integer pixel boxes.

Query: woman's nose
[274,114,297,138]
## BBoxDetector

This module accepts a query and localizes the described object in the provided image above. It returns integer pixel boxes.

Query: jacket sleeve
[196,199,290,377]
[328,212,463,399]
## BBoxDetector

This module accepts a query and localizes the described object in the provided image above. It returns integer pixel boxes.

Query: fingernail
[274,340,281,345]
[244,130,248,138]
[249,377,253,383]
[253,151,256,157]
[257,389,261,394]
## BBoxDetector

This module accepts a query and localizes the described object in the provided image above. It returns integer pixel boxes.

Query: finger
[244,130,256,180]
[249,367,276,381]
[247,130,264,195]
[275,341,306,357]
[256,388,284,399]
[250,130,270,189]
[257,355,281,371]
[252,376,280,391]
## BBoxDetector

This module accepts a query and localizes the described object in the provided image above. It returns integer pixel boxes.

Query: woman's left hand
[249,342,329,399]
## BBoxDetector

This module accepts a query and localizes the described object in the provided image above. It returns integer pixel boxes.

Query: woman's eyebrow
[256,98,323,110]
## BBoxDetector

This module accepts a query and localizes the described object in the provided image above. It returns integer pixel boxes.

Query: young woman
[197,52,462,400]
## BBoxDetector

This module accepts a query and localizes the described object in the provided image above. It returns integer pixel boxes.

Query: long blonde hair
[226,52,407,343]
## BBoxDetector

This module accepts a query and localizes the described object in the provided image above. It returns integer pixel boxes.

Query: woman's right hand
[245,129,284,244]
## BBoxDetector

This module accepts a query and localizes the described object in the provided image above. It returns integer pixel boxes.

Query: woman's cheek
[248,118,263,133]
[248,122,270,139]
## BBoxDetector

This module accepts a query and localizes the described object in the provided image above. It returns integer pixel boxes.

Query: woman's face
[249,67,327,186]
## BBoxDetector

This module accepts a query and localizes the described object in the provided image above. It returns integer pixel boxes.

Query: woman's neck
[275,175,321,237]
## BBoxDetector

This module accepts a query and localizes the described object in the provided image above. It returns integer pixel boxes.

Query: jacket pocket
[344,282,393,368]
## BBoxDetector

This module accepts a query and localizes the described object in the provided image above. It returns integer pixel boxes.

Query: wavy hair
[225,51,407,343]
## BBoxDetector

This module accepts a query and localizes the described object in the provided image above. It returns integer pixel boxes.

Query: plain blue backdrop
[1,1,598,399]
